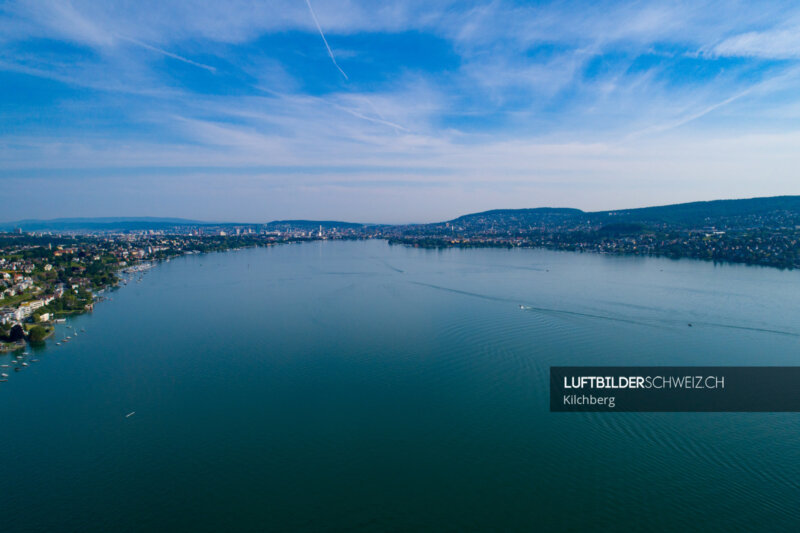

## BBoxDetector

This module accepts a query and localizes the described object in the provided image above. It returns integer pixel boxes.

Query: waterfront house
[0,308,14,324]
[13,304,32,321]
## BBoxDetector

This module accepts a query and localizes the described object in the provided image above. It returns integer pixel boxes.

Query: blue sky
[2,0,800,223]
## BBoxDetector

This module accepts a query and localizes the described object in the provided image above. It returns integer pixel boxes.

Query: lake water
[2,240,800,531]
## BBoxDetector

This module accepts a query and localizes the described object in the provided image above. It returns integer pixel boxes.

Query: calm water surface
[2,240,800,531]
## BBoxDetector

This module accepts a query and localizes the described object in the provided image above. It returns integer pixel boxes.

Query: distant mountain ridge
[0,216,365,232]
[0,217,209,232]
[450,207,583,222]
[589,195,800,225]
[3,195,799,232]
[445,195,800,228]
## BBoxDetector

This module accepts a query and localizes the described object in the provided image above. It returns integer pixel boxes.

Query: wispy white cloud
[623,87,753,141]
[712,27,800,59]
[30,0,114,46]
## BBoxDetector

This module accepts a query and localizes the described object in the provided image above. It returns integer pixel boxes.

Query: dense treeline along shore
[2,195,800,349]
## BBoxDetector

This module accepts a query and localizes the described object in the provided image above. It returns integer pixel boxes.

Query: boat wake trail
[687,321,800,338]
[410,282,514,303]
[411,281,652,327]
[411,281,800,337]
[372,257,404,273]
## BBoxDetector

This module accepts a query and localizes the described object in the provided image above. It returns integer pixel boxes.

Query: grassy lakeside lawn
[24,323,55,339]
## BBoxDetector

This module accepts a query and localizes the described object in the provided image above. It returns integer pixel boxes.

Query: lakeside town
[386,213,800,269]
[0,226,367,353]
[384,197,800,269]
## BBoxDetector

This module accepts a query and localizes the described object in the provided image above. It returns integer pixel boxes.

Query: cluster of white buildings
[1,272,36,300]
[0,295,55,325]
[0,257,35,273]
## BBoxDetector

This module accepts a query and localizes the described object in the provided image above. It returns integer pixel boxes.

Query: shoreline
[386,237,798,271]
[1,242,277,350]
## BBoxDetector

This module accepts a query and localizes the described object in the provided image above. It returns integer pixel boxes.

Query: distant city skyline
[3,0,800,223]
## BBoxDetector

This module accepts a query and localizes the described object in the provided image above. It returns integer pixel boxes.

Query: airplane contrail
[304,0,348,80]
[119,36,217,73]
